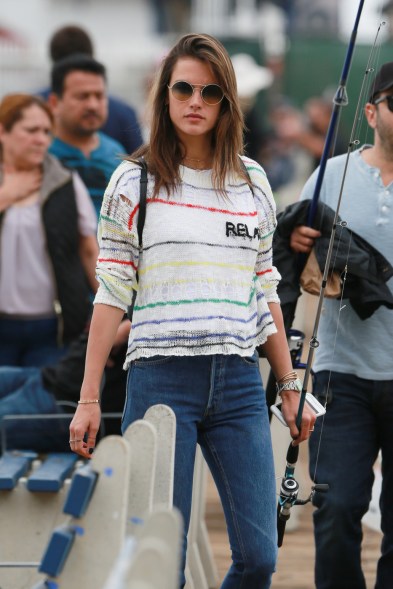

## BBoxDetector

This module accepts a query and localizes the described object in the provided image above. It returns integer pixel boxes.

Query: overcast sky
[339,0,390,43]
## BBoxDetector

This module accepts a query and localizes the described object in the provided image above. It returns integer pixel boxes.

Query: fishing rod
[276,0,368,547]
[306,0,365,228]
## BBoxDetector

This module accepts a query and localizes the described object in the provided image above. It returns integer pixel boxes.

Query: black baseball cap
[369,62,393,103]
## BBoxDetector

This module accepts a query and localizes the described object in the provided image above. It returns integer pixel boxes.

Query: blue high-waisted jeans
[122,352,277,589]
[309,370,393,589]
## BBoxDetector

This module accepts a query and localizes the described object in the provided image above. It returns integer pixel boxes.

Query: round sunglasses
[374,94,393,112]
[167,81,225,105]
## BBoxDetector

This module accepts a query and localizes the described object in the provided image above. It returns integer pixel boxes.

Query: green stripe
[260,227,275,239]
[135,288,256,311]
[100,214,123,228]
[100,278,114,294]
[245,163,267,178]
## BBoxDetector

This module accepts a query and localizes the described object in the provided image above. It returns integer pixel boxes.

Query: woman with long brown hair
[0,94,98,366]
[70,33,314,588]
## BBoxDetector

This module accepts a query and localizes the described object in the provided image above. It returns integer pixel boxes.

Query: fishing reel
[277,443,329,547]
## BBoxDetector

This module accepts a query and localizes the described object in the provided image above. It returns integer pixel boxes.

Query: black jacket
[41,158,91,343]
[273,200,393,323]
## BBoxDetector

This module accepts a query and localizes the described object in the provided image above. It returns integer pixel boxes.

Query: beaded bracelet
[78,399,100,405]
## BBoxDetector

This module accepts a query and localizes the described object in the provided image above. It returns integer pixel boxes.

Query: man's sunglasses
[373,94,393,112]
[167,81,225,106]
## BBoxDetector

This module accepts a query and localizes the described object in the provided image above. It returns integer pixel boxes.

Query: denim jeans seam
[203,355,215,420]
[204,432,249,582]
[204,356,226,420]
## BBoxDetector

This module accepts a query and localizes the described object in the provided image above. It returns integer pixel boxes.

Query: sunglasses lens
[201,84,224,105]
[171,81,193,101]
[387,96,393,112]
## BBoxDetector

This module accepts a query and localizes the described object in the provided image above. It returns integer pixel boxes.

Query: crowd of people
[0,22,392,589]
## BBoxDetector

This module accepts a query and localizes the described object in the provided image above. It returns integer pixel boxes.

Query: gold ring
[69,439,82,443]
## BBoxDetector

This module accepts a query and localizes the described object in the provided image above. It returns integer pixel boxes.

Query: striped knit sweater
[94,155,281,368]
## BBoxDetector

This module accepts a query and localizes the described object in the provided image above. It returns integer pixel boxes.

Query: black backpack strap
[127,158,148,321]
[137,157,148,247]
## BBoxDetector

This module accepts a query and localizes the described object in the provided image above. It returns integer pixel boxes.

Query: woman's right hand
[0,169,42,209]
[69,403,101,458]
[69,304,125,457]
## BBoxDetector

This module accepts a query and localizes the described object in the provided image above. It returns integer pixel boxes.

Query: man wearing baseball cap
[287,61,393,588]
[369,60,393,103]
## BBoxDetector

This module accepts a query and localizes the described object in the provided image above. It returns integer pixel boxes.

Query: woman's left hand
[69,403,101,458]
[280,391,316,446]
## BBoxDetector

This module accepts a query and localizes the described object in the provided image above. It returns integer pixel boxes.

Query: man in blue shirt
[290,62,393,589]
[48,54,123,216]
[40,25,143,154]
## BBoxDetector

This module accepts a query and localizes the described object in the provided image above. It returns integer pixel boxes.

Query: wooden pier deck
[205,466,382,589]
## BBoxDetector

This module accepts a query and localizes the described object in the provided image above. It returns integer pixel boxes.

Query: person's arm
[261,302,315,444]
[69,162,140,458]
[249,161,315,442]
[69,303,124,458]
[78,234,99,292]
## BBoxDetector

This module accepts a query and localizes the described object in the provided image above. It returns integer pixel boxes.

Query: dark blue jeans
[0,367,70,453]
[122,353,277,589]
[309,370,393,589]
[0,317,66,367]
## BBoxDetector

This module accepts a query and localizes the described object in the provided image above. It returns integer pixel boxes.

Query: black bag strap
[126,158,148,321]
[137,157,148,247]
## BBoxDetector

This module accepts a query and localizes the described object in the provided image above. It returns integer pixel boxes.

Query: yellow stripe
[98,273,134,291]
[99,223,136,241]
[141,277,252,289]
[138,260,254,275]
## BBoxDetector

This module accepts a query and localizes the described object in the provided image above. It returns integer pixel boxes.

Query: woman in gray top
[0,94,98,366]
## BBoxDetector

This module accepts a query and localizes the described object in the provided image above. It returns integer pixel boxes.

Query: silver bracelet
[276,378,302,395]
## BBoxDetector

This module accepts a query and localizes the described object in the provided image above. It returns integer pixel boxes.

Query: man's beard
[377,118,393,155]
[77,112,104,135]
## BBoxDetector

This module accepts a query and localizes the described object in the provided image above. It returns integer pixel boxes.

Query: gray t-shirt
[300,147,393,380]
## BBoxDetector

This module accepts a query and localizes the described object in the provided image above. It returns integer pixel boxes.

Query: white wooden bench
[0,403,219,588]
[0,451,80,588]
[103,508,183,589]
